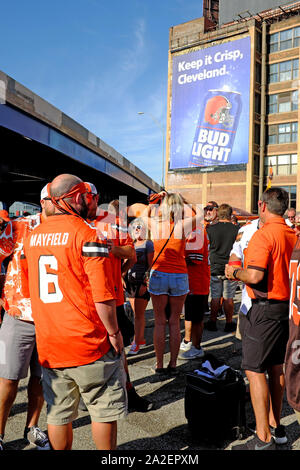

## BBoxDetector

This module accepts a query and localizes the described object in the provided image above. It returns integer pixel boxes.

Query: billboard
[169,36,251,169]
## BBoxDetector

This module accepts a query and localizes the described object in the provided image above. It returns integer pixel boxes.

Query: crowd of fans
[0,175,299,451]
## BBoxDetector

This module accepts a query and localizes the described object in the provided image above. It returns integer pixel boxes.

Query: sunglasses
[133,225,142,230]
[204,206,217,211]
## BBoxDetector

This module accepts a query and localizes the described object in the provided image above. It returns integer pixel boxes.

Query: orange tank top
[152,222,187,274]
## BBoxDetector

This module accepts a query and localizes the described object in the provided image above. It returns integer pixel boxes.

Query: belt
[252,299,289,305]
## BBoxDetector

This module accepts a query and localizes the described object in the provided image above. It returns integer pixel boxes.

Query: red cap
[0,210,10,222]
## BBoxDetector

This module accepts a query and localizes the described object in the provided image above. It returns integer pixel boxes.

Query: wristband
[108,328,120,338]
[228,260,242,266]
[233,268,241,280]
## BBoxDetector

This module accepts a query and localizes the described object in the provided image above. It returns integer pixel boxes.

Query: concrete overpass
[0,70,160,212]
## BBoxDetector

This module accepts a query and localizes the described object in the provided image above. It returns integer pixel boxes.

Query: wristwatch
[233,268,240,280]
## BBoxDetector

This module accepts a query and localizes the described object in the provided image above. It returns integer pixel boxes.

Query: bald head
[49,174,89,218]
[50,174,83,198]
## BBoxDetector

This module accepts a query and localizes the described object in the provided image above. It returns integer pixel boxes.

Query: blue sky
[0,0,204,185]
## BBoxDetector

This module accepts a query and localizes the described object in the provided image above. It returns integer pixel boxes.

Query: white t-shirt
[285,218,294,227]
[230,218,260,315]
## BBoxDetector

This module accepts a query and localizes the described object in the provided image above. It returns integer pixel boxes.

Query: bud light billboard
[169,36,251,169]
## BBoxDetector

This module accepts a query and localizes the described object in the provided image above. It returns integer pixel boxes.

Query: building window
[252,185,259,213]
[268,58,299,83]
[254,154,260,176]
[276,185,297,208]
[267,90,298,114]
[269,32,279,53]
[267,122,298,145]
[254,124,260,145]
[255,93,261,114]
[264,154,297,176]
[255,62,261,83]
[279,28,293,51]
[294,26,300,47]
[256,32,262,53]
[268,27,300,52]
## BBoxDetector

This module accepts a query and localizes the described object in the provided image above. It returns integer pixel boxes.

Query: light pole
[138,111,165,188]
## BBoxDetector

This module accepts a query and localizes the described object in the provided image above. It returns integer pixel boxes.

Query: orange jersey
[0,221,14,265]
[245,217,297,301]
[185,228,210,295]
[2,214,42,322]
[23,214,116,368]
[95,217,134,307]
[152,222,187,274]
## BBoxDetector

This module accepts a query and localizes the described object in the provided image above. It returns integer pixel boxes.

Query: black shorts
[116,305,134,347]
[241,301,289,373]
[184,294,208,323]
[125,279,150,300]
[124,272,150,301]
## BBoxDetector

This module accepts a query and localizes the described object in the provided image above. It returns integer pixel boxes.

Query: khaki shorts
[41,348,127,425]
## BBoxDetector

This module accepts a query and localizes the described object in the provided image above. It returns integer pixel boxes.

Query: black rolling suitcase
[184,354,246,444]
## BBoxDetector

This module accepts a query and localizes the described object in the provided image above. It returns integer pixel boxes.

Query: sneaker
[179,346,205,360]
[204,320,217,331]
[24,426,51,450]
[128,342,141,355]
[179,339,192,352]
[224,322,237,332]
[232,434,276,451]
[204,310,210,316]
[248,422,287,445]
[0,437,3,450]
[218,309,226,319]
[127,388,153,412]
[271,425,288,445]
[127,340,146,355]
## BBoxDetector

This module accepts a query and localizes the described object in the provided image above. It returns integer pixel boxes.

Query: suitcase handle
[186,383,216,397]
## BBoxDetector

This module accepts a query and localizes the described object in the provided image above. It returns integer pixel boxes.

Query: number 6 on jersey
[39,255,63,303]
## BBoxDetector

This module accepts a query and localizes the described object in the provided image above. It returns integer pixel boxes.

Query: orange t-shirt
[95,216,134,307]
[152,222,187,274]
[245,217,297,301]
[23,214,116,368]
[185,228,210,295]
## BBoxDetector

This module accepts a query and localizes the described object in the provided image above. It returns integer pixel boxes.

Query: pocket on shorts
[149,271,165,294]
[170,274,189,296]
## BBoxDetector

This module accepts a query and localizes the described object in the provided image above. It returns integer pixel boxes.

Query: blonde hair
[159,192,185,222]
[129,217,151,241]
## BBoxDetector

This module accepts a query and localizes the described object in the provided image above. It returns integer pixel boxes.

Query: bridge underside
[0,124,149,210]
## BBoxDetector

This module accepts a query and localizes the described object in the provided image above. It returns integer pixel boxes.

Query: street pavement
[1,286,300,455]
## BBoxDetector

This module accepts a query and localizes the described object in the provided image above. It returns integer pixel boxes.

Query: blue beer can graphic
[189,89,242,167]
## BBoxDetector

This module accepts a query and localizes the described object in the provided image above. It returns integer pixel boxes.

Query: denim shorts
[148,270,189,296]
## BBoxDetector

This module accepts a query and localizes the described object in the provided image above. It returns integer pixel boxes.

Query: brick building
[166,1,300,212]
